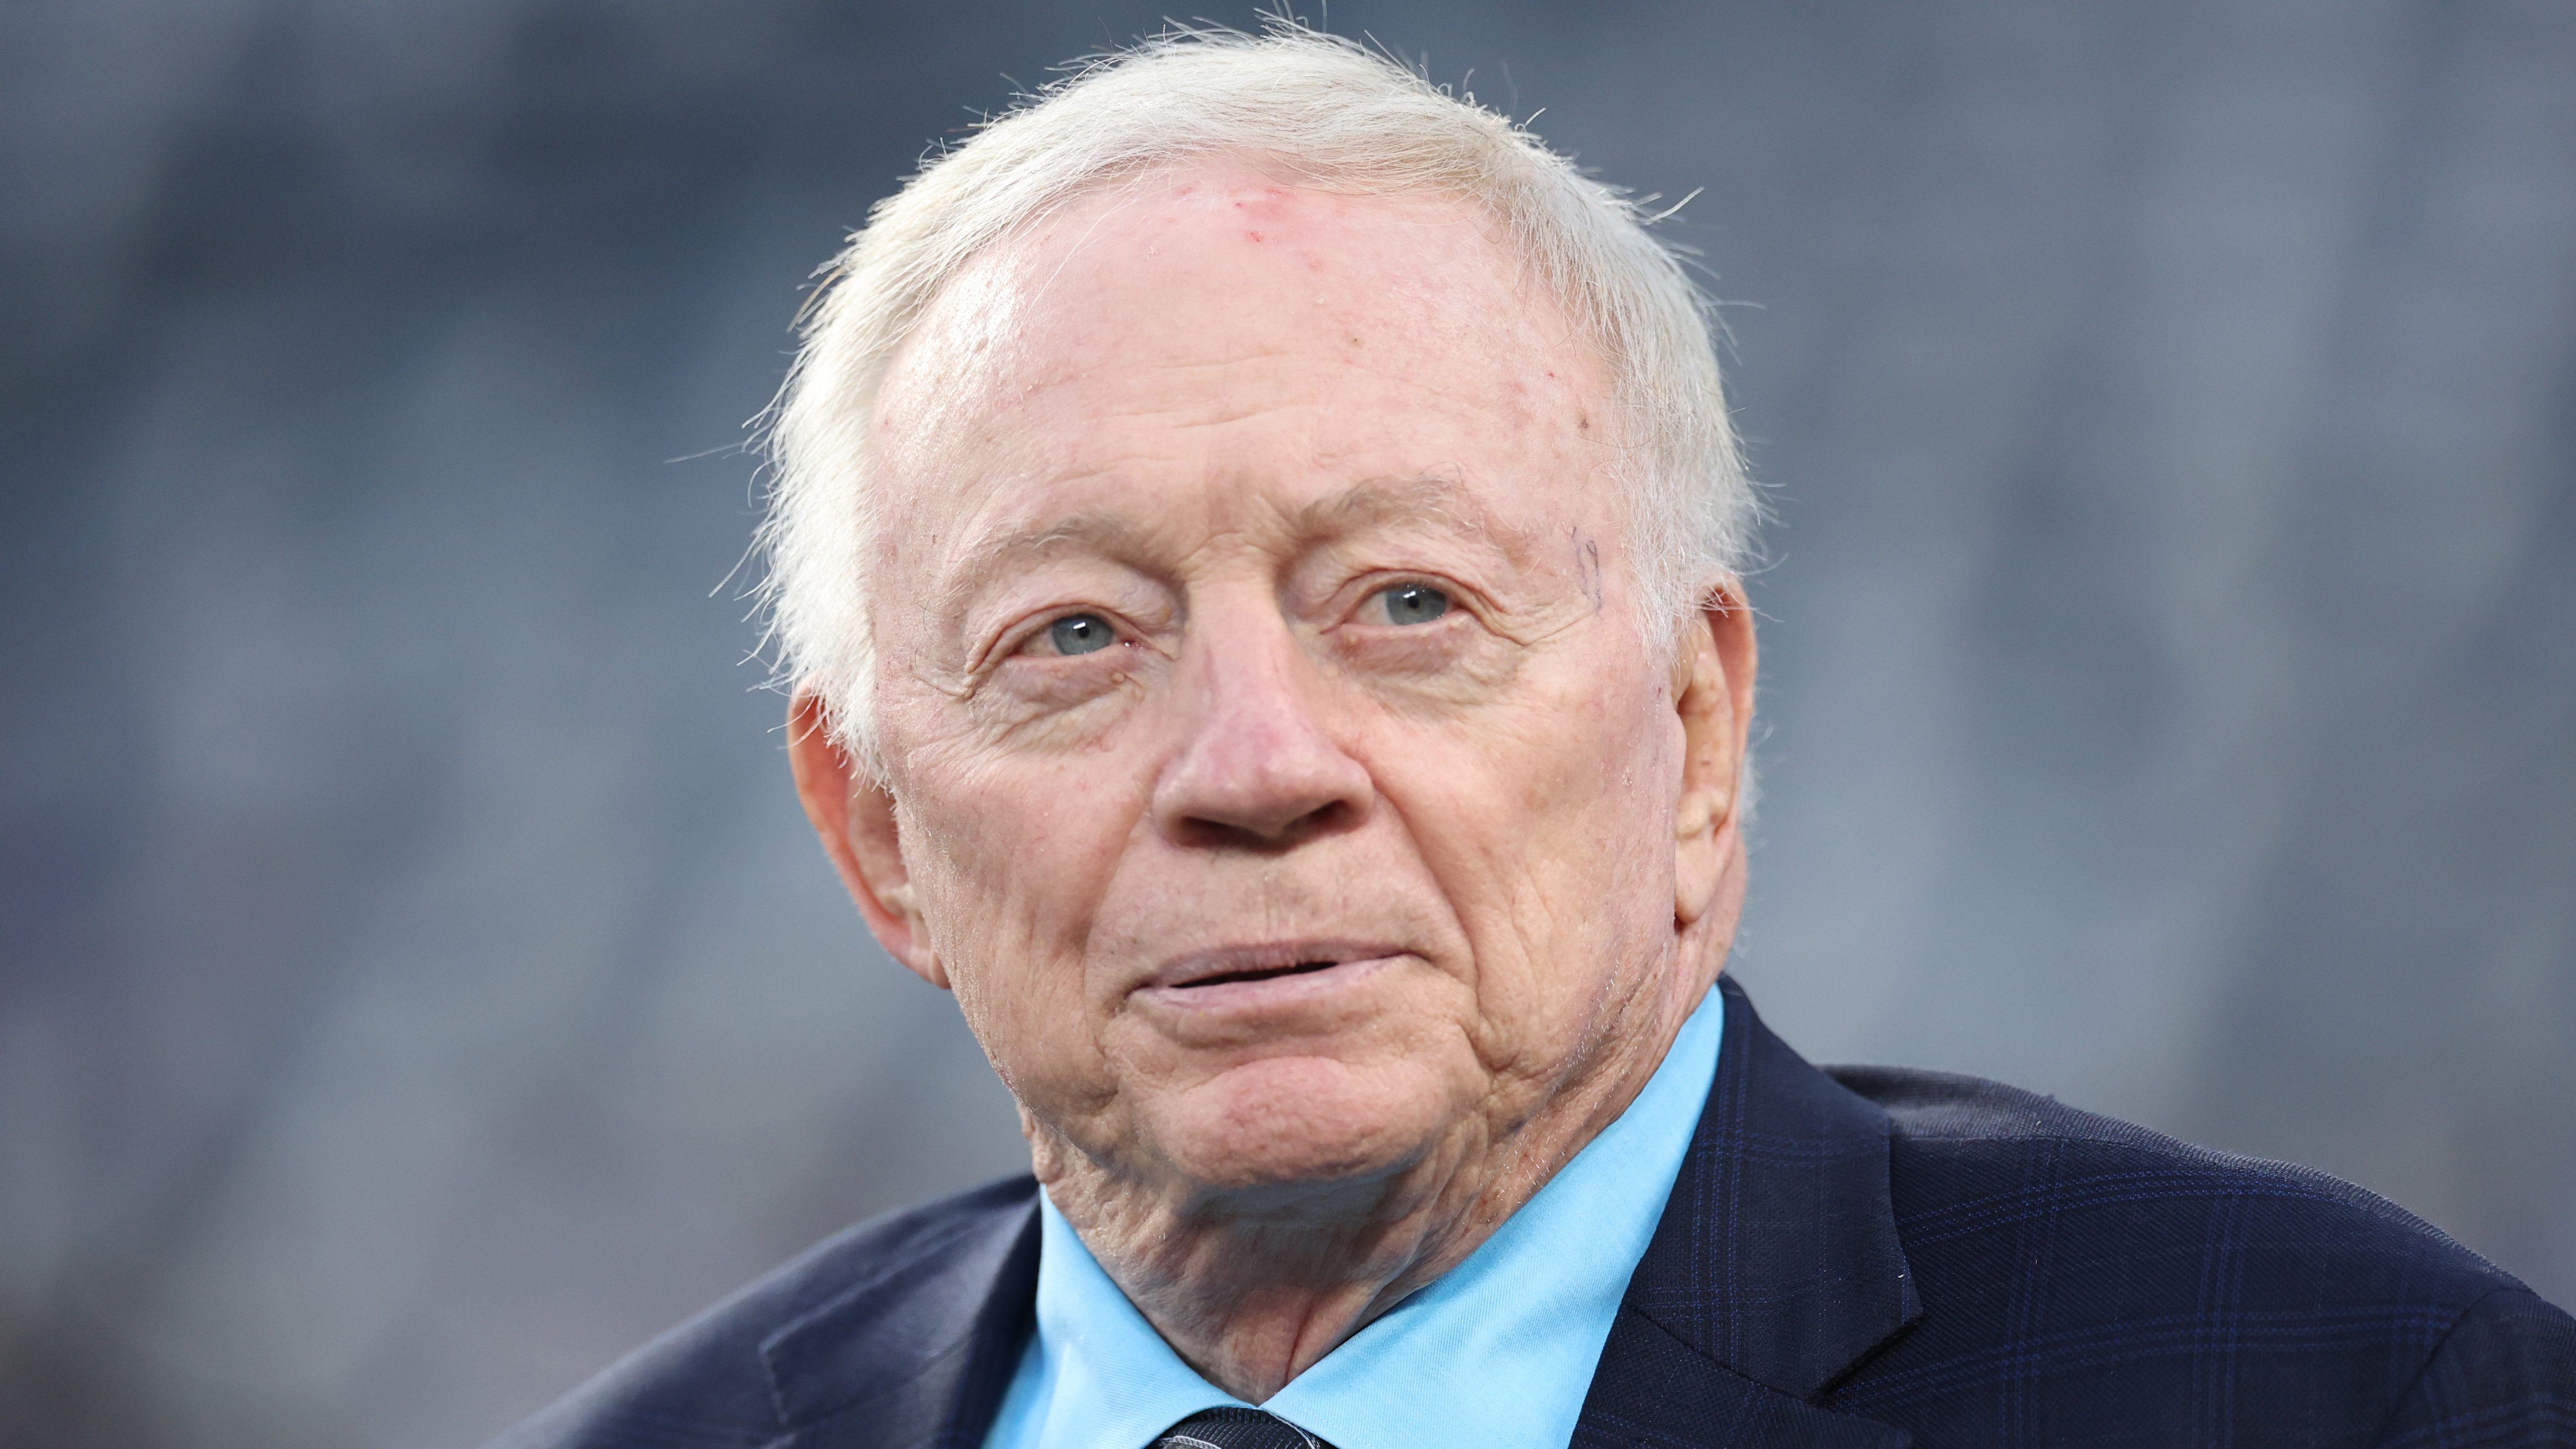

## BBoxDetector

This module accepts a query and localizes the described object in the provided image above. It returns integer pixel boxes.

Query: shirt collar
[988,985,1726,1448]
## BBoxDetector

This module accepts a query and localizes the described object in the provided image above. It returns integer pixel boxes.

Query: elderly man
[496,27,2574,1449]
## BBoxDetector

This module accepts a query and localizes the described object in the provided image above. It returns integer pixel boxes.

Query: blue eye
[1047,613,1115,655]
[1378,583,1451,625]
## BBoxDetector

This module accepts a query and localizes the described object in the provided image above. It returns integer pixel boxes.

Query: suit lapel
[1573,977,1922,1447]
[1575,1308,1913,1448]
[761,1191,1041,1449]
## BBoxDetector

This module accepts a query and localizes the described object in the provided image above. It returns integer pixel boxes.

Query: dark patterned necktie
[1151,1406,1336,1449]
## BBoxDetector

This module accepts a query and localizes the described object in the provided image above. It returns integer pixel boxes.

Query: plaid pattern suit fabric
[1568,978,2576,1447]
[491,978,2574,1449]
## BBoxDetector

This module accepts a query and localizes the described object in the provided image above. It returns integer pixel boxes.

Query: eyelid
[1344,573,1475,626]
[999,606,1138,661]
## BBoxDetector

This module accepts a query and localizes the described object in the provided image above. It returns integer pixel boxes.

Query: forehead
[872,161,1619,554]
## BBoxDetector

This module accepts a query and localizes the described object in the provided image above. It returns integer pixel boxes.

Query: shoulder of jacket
[1826,1063,2524,1306]
[482,1175,1040,1449]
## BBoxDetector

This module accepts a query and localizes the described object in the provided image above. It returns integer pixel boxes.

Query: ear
[787,690,949,990]
[1671,582,1758,927]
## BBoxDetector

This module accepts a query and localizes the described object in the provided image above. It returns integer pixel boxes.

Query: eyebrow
[939,472,1545,618]
[1290,475,1544,561]
[937,510,1162,621]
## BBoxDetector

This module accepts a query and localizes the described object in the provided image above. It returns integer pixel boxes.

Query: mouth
[1145,941,1409,993]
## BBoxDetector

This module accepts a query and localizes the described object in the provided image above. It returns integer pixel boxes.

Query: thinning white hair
[759,22,1756,768]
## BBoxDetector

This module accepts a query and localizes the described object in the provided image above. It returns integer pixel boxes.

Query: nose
[1150,607,1373,850]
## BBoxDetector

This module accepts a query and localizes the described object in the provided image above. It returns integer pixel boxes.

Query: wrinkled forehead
[868,161,1623,542]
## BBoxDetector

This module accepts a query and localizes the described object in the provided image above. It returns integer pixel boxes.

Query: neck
[1031,954,1721,1402]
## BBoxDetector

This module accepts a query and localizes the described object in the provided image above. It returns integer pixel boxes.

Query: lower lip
[1135,954,1404,1014]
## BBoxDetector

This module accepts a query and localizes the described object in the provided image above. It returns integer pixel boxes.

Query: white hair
[759,21,1756,767]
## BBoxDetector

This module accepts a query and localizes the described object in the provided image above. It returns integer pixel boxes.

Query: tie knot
[1152,1405,1332,1449]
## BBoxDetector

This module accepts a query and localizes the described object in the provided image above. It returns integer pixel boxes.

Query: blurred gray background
[3,1,2572,1445]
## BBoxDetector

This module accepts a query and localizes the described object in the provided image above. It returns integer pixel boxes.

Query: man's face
[811,164,1745,1204]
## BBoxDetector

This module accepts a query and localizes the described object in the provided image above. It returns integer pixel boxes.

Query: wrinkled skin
[789,162,1757,1401]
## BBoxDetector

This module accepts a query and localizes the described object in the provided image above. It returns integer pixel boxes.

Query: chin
[1145,1053,1458,1198]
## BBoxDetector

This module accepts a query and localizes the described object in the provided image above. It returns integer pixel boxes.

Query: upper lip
[1143,940,1409,990]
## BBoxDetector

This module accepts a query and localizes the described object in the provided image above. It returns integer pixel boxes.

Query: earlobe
[786,692,950,990]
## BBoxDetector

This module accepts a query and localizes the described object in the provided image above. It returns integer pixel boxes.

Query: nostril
[1275,797,1357,846]
[1293,798,1351,833]
[1175,793,1360,850]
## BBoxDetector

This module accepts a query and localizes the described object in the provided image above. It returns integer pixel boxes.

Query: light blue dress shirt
[983,985,1724,1449]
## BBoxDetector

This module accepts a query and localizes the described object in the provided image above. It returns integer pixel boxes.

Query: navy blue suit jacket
[494,978,2575,1447]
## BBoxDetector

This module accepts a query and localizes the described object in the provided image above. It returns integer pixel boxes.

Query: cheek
[895,739,1150,1096]
[1395,655,1677,1043]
